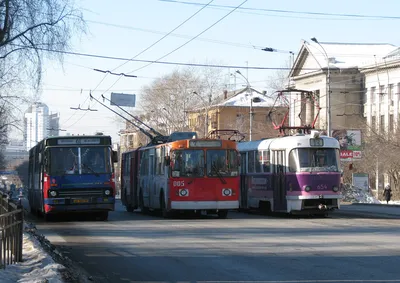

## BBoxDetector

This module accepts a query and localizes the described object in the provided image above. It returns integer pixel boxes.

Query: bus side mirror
[112,150,118,163]
[164,156,170,166]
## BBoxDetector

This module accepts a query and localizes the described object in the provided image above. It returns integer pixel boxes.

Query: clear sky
[20,0,400,143]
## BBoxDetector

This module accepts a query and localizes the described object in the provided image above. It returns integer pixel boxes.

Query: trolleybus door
[272,150,287,211]
[130,152,139,209]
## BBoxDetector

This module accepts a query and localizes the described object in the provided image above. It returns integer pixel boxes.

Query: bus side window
[255,151,262,173]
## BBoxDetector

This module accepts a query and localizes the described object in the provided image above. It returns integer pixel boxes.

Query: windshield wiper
[81,163,99,176]
[211,163,227,184]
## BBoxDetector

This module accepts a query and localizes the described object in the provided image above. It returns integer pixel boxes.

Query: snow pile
[0,228,65,283]
[342,184,381,204]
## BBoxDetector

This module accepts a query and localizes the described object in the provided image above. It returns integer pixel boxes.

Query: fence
[0,192,23,269]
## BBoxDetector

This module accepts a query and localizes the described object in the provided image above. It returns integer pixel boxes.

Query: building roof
[216,87,275,108]
[291,41,398,77]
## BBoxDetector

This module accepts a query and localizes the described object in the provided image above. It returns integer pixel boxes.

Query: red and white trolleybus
[121,131,240,218]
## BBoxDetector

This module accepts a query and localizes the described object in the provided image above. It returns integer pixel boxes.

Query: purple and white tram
[237,131,342,215]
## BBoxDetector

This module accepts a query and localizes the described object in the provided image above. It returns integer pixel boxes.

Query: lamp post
[235,70,253,141]
[311,37,331,137]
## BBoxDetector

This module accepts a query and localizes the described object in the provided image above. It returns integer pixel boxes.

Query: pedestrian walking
[383,184,392,204]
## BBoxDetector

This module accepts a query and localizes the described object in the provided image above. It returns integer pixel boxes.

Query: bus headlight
[304,186,311,192]
[49,190,57,197]
[222,188,232,196]
[332,186,339,192]
[104,189,111,196]
[179,188,189,197]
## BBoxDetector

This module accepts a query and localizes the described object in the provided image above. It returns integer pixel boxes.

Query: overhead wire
[63,0,216,130]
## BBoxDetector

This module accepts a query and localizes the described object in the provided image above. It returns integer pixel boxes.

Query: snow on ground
[342,183,400,205]
[0,228,65,283]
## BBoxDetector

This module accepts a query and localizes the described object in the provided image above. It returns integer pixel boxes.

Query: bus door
[272,150,287,211]
[148,149,156,208]
[239,151,248,209]
[130,152,139,209]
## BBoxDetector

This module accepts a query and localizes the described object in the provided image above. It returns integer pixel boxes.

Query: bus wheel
[126,205,134,213]
[217,210,228,219]
[160,195,172,219]
[139,191,148,214]
[98,211,108,221]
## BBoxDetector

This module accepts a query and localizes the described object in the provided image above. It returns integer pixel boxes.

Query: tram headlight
[49,190,57,197]
[179,188,189,197]
[104,189,111,196]
[304,186,311,192]
[222,188,232,196]
[332,186,339,192]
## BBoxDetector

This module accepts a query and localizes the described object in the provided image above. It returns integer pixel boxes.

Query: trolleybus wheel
[160,194,172,219]
[217,210,228,219]
[139,190,148,214]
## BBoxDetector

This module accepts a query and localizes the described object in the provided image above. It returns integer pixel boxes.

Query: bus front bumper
[170,200,239,210]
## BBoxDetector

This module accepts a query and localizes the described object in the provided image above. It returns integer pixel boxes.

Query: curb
[350,202,400,208]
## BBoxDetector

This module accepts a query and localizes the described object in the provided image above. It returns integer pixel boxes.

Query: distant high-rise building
[24,102,60,151]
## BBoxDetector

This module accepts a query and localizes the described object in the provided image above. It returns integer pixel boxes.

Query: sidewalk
[338,202,400,218]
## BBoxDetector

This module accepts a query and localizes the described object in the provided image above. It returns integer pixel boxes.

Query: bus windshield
[207,149,239,177]
[171,149,205,177]
[289,148,340,172]
[48,147,112,175]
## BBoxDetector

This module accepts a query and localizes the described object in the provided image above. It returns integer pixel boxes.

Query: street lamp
[235,70,254,141]
[311,37,331,137]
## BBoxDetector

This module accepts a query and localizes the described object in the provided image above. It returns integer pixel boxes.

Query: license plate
[72,199,89,204]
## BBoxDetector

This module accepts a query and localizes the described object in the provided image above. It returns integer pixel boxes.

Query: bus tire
[139,190,148,214]
[160,193,172,219]
[126,205,134,213]
[99,211,108,221]
[217,210,228,219]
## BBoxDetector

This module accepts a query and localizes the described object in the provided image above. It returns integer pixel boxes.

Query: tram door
[272,150,287,211]
[239,152,248,209]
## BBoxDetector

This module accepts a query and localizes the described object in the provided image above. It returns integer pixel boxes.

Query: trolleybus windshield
[207,149,239,177]
[289,148,340,173]
[48,146,112,175]
[171,149,205,177]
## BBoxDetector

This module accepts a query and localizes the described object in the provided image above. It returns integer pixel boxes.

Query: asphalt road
[25,200,400,283]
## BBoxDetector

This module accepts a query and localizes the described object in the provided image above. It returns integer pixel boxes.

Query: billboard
[110,93,136,107]
[332,129,362,161]
[352,173,369,192]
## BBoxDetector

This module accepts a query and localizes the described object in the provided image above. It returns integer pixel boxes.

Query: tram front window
[289,148,340,172]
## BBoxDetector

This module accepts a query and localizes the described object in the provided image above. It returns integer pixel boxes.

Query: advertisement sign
[352,173,369,191]
[110,93,136,107]
[332,129,362,161]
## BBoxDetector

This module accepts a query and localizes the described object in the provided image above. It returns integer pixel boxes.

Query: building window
[389,84,394,106]
[380,115,385,133]
[390,114,394,132]
[371,116,376,131]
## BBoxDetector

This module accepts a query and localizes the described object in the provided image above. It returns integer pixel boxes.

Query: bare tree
[0,0,85,157]
[266,59,291,94]
[0,0,86,89]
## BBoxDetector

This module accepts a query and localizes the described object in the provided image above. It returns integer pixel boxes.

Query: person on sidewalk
[383,184,392,204]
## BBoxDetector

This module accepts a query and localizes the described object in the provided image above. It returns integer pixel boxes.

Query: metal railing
[0,192,24,269]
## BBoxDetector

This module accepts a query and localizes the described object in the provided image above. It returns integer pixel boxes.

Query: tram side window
[160,147,165,175]
[248,151,255,173]
[288,150,298,172]
[255,151,262,173]
[262,150,270,172]
[240,152,247,174]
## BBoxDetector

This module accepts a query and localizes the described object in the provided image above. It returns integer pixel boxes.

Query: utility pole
[236,70,253,141]
[311,37,331,136]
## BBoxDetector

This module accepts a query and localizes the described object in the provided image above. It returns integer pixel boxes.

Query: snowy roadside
[0,222,93,283]
[342,183,400,205]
